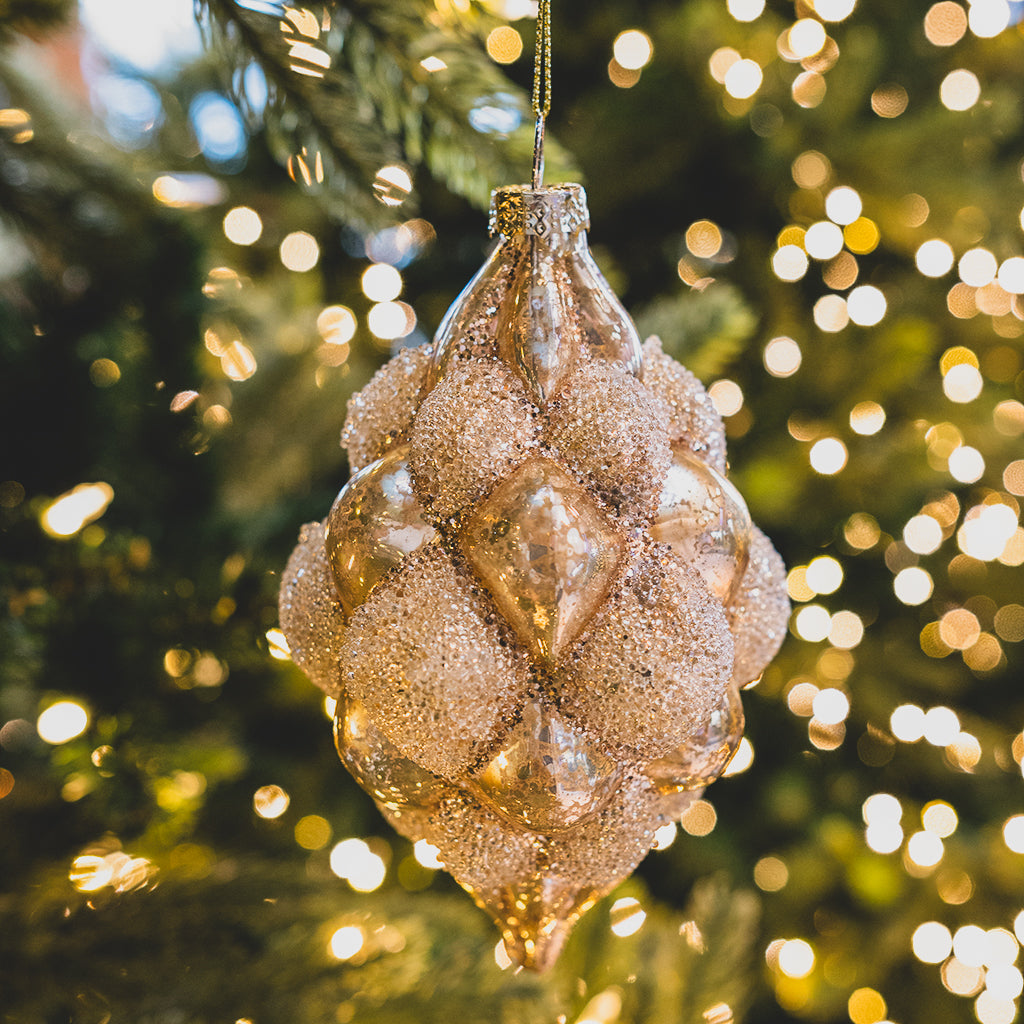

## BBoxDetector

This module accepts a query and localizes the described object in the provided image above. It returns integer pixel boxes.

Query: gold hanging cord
[531,0,552,189]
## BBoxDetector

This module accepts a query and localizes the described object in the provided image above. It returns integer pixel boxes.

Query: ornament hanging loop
[531,116,546,190]
[531,0,552,189]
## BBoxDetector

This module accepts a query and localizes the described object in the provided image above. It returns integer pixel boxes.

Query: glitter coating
[642,335,728,474]
[727,524,791,686]
[546,359,670,527]
[340,344,432,472]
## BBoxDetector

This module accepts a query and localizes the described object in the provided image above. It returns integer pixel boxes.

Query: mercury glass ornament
[279,181,790,971]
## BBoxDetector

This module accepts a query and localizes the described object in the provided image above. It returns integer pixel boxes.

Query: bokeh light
[37,701,89,744]
[253,784,289,819]
[812,687,850,724]
[223,206,262,245]
[330,925,364,960]
[806,556,843,594]
[924,2,968,46]
[486,26,523,64]
[847,285,887,326]
[891,704,926,742]
[795,604,832,641]
[813,294,850,332]
[959,248,998,287]
[279,231,320,272]
[317,305,357,345]
[903,514,943,555]
[1004,816,1024,853]
[764,336,802,377]
[916,239,955,277]
[847,988,887,1024]
[805,221,844,260]
[907,830,944,867]
[40,483,114,538]
[922,801,958,838]
[850,401,886,435]
[940,69,981,111]
[913,922,953,963]
[708,379,744,417]
[413,839,443,869]
[727,0,766,22]
[613,30,653,71]
[754,856,789,891]
[680,799,718,835]
[361,262,403,302]
[894,567,933,605]
[772,244,809,281]
[609,896,647,937]
[813,0,857,20]
[969,0,1011,38]
[871,83,909,118]
[948,445,984,484]
[368,301,416,340]
[330,837,387,891]
[686,219,723,258]
[943,363,984,403]
[724,59,763,99]
[924,706,961,745]
[809,437,848,474]
[778,938,815,978]
[825,186,862,225]
[724,737,754,775]
[787,19,827,59]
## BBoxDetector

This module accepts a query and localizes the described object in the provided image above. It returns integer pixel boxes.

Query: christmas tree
[2,1,1023,1022]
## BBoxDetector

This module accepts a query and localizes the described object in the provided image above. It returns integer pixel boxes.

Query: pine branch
[0,0,73,43]
[2,862,757,1024]
[635,284,759,381]
[195,0,579,230]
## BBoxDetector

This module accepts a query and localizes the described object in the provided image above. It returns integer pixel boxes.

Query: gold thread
[531,0,551,188]
[532,0,552,120]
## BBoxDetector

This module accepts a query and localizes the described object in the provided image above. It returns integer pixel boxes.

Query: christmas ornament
[278,2,789,971]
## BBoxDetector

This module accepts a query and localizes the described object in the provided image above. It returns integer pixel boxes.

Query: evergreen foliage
[1,1,1023,1022]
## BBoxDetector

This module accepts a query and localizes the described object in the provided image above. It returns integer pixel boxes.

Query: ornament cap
[489,183,590,246]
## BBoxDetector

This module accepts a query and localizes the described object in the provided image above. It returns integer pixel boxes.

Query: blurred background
[1,1,1023,1021]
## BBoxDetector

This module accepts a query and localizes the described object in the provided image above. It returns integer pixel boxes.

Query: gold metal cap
[489,183,590,245]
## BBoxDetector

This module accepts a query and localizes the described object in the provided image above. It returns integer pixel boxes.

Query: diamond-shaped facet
[496,259,578,405]
[472,699,621,833]
[461,458,622,664]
